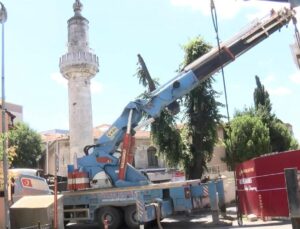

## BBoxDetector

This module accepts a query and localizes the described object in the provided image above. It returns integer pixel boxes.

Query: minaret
[59,0,99,162]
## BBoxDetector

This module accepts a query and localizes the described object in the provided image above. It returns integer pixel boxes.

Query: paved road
[67,219,291,229]
[67,207,292,229]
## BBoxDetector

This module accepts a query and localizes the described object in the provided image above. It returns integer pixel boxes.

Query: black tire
[124,205,139,229]
[97,206,122,229]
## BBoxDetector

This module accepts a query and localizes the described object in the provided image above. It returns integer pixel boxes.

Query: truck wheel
[124,205,139,229]
[97,206,122,229]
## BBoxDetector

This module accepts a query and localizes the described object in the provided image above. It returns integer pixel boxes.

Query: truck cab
[0,168,52,228]
[8,168,52,203]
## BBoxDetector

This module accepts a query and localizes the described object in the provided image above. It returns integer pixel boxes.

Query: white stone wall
[221,171,236,204]
[206,126,228,173]
[46,139,70,177]
[134,138,165,169]
[68,76,94,160]
[134,143,148,169]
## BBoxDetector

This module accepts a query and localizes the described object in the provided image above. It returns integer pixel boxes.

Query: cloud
[91,81,103,94]
[51,72,67,87]
[262,74,276,85]
[170,0,242,19]
[170,0,289,20]
[244,1,289,20]
[50,72,103,94]
[268,86,292,96]
[290,72,300,84]
[261,74,293,97]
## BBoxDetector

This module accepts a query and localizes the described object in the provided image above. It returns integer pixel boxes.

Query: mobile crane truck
[63,5,297,229]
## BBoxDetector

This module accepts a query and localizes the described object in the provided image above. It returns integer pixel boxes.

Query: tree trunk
[137,54,156,92]
[188,148,204,179]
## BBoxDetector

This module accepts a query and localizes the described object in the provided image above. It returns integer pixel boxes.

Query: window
[147,146,158,167]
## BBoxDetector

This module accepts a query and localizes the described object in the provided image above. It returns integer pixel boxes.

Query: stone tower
[59,0,99,163]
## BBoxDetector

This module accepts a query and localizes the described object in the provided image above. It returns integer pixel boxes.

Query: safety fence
[236,170,291,218]
[235,150,300,219]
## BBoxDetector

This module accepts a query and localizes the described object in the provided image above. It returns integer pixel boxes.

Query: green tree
[224,76,298,168]
[151,112,183,166]
[180,36,222,179]
[135,35,223,179]
[254,75,272,114]
[0,135,17,166]
[269,120,298,152]
[254,75,298,151]
[6,122,43,168]
[224,114,270,169]
[135,54,183,166]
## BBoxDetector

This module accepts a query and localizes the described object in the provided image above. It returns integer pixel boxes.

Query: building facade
[0,101,23,131]
[40,125,167,178]
[205,126,228,175]
[40,124,227,178]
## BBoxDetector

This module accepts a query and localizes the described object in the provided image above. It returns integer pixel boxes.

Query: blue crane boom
[73,7,296,188]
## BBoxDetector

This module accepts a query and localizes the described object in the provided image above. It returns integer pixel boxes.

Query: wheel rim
[104,213,113,225]
[131,210,138,224]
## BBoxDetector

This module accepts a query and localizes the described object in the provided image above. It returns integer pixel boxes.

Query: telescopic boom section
[185,8,295,80]
[142,8,295,118]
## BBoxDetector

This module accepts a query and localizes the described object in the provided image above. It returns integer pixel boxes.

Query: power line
[210,0,231,123]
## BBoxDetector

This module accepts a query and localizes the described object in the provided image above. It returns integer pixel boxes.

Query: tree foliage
[5,122,43,168]
[151,112,183,167]
[180,36,222,179]
[254,75,272,114]
[136,54,157,92]
[254,75,298,152]
[0,135,17,166]
[134,35,224,179]
[269,120,298,152]
[135,54,183,167]
[224,75,298,168]
[224,114,270,169]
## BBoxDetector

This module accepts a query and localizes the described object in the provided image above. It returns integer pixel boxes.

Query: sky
[1,0,300,143]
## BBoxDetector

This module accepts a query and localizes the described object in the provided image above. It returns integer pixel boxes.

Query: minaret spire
[73,0,83,15]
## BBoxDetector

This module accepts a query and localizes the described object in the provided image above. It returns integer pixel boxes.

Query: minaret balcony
[59,51,99,78]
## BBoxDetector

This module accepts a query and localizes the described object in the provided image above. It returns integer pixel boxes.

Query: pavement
[156,207,292,229]
[67,206,293,229]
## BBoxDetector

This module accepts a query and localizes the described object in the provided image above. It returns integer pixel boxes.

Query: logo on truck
[21,178,33,187]
[106,126,118,139]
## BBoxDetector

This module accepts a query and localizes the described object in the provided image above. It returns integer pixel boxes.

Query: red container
[236,150,300,218]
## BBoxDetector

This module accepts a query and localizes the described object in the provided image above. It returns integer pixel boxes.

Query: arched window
[147,146,158,167]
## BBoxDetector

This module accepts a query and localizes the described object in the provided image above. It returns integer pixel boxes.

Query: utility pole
[53,141,60,229]
[0,2,9,229]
